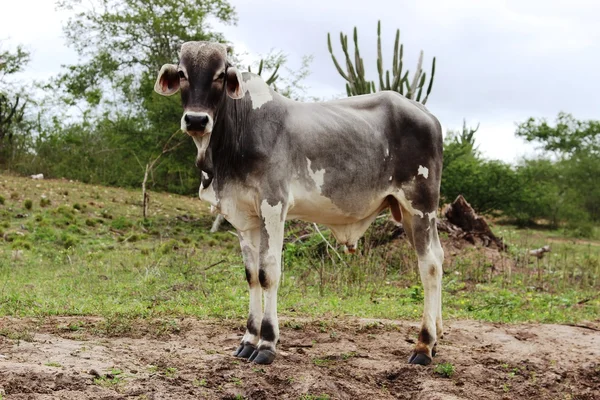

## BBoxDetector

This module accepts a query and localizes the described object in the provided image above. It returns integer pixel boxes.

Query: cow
[154,41,444,366]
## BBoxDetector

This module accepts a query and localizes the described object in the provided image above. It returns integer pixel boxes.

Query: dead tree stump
[443,195,507,250]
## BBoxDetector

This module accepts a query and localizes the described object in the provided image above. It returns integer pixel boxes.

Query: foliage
[434,363,455,378]
[0,43,31,166]
[441,122,522,215]
[442,115,599,234]
[516,112,599,157]
[515,113,600,224]
[5,0,314,196]
[328,20,435,102]
[55,0,236,109]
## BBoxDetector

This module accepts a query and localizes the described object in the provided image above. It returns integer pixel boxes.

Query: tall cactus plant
[248,58,280,86]
[327,21,436,104]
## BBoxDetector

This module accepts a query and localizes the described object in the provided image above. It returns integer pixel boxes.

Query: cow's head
[154,42,245,137]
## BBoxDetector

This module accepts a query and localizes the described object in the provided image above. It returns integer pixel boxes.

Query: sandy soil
[0,317,598,400]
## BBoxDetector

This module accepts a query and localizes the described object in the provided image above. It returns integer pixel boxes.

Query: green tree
[516,113,600,225]
[441,122,523,215]
[0,44,31,166]
[33,0,238,193]
[516,112,599,157]
[34,0,312,196]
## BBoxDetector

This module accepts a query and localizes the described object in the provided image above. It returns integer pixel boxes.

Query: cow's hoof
[408,352,432,366]
[248,348,276,365]
[233,343,256,359]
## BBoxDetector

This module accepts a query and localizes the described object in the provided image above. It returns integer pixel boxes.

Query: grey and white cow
[154,42,444,366]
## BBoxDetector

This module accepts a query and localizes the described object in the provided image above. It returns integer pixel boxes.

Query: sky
[1,0,599,162]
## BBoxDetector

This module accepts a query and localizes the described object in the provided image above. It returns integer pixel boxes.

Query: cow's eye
[178,70,186,79]
[216,72,225,81]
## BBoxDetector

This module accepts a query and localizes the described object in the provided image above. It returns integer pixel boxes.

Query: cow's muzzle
[181,111,213,136]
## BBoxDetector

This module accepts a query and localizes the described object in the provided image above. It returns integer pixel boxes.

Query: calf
[154,41,444,366]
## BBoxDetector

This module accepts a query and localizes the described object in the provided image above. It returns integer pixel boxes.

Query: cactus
[327,21,436,104]
[248,59,280,86]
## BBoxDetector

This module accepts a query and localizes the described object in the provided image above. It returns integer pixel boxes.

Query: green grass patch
[0,173,598,325]
[434,362,455,378]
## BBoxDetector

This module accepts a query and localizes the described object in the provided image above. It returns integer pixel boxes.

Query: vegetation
[0,174,598,324]
[441,116,600,236]
[2,0,311,196]
[0,44,31,168]
[434,363,455,378]
[327,20,435,101]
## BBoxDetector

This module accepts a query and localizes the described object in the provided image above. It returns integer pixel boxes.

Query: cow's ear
[154,64,180,96]
[226,67,245,100]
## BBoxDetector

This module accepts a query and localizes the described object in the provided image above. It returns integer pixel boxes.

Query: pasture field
[1,173,599,399]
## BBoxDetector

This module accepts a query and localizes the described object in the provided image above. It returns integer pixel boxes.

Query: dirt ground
[1,317,598,400]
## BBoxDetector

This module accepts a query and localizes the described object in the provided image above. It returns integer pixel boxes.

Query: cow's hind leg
[401,206,444,365]
[233,227,263,359]
[248,200,286,365]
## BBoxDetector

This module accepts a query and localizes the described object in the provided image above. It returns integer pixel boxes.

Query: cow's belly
[287,180,386,225]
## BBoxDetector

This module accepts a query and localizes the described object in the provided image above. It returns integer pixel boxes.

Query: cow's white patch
[192,134,212,166]
[418,165,429,179]
[306,158,325,193]
[199,179,218,208]
[245,75,273,110]
[385,148,389,157]
[389,176,393,182]
[201,171,209,181]
[395,188,424,218]
[260,200,284,251]
[426,211,437,221]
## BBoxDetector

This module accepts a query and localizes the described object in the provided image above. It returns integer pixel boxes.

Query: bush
[24,199,33,210]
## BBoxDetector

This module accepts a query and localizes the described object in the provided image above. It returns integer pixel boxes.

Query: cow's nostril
[199,115,209,128]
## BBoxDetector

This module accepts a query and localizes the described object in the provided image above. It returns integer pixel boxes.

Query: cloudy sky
[2,0,598,162]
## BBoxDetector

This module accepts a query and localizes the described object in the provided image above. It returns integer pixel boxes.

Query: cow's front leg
[249,200,286,365]
[233,227,262,359]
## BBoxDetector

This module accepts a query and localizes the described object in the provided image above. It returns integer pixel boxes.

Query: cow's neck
[207,95,254,189]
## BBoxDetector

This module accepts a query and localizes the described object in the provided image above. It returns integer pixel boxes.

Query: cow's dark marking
[246,313,259,336]
[245,267,252,285]
[260,318,276,342]
[418,327,434,345]
[258,269,269,289]
[429,265,437,277]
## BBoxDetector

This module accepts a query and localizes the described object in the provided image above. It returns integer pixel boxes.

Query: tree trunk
[142,163,150,219]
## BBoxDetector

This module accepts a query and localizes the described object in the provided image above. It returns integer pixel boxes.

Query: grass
[45,361,62,368]
[434,362,455,378]
[93,368,125,389]
[0,173,598,326]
